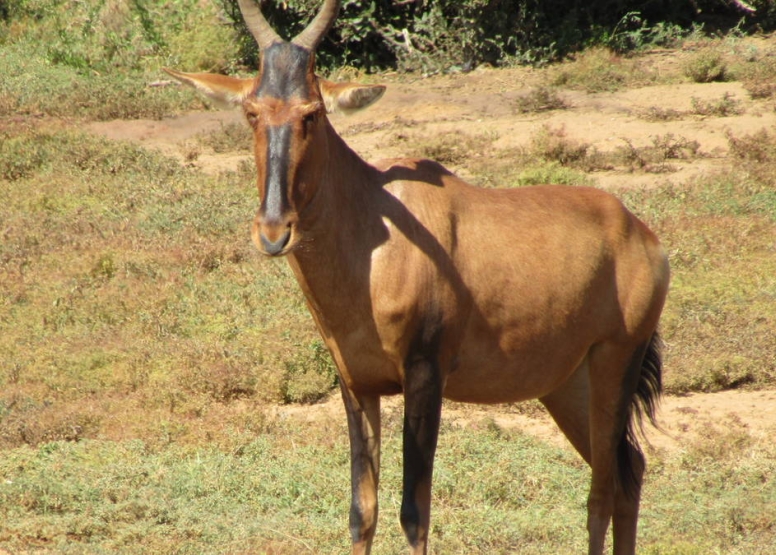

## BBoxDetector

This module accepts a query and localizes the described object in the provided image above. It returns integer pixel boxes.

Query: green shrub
[0,43,197,120]
[0,0,237,118]
[219,0,776,72]
[3,0,776,77]
[280,340,338,404]
[683,50,728,83]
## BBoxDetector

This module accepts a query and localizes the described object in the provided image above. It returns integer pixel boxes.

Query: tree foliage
[219,0,776,72]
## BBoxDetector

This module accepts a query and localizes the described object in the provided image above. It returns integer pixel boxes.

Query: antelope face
[246,42,327,256]
[163,0,385,257]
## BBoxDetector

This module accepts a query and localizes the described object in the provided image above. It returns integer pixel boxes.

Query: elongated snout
[251,214,295,256]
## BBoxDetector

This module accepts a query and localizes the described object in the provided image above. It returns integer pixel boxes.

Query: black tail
[618,332,663,498]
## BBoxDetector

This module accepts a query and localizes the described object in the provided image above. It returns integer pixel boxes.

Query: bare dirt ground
[87,53,776,456]
[271,388,776,458]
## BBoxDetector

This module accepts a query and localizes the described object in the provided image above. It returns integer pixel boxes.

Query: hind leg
[541,362,614,554]
[542,343,647,555]
[586,341,648,555]
[540,361,592,464]
[611,440,644,555]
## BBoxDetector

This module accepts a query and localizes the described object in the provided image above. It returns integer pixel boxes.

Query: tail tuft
[618,332,663,498]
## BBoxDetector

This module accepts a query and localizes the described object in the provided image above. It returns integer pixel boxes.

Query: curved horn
[292,0,340,51]
[237,0,282,50]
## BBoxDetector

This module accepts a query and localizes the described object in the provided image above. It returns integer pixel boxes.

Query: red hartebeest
[164,1,669,553]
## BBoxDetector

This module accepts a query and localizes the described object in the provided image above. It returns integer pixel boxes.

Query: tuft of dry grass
[527,124,591,166]
[638,106,686,122]
[550,47,658,93]
[725,127,776,189]
[392,129,498,167]
[512,86,569,114]
[726,40,776,99]
[615,134,701,173]
[683,49,728,83]
[689,93,743,117]
[727,127,776,164]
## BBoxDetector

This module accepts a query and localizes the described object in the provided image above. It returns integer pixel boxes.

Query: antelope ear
[163,68,255,109]
[318,78,386,115]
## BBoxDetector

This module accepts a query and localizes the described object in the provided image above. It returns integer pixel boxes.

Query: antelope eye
[303,111,317,126]
[245,112,260,127]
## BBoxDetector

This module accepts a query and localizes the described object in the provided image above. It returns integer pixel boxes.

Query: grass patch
[0,0,237,120]
[196,122,253,154]
[727,127,776,164]
[527,124,592,167]
[525,127,703,175]
[639,416,776,554]
[616,171,776,394]
[470,155,594,189]
[510,162,594,187]
[615,134,701,173]
[0,411,774,554]
[453,125,597,188]
[737,55,776,99]
[638,106,686,122]
[0,127,337,452]
[0,46,197,120]
[550,47,657,93]
[464,126,705,188]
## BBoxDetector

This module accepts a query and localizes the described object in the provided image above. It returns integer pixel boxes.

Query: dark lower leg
[612,442,644,555]
[342,388,381,555]
[400,358,443,554]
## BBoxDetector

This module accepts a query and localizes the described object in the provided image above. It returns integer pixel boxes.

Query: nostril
[260,228,291,256]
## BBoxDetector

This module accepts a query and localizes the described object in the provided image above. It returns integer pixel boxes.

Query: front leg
[401,356,443,555]
[341,385,381,555]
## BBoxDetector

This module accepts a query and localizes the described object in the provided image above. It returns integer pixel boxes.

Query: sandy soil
[86,53,776,455]
[269,388,776,458]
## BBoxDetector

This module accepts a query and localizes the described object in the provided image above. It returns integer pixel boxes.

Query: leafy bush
[683,49,728,83]
[1,0,238,72]
[219,0,776,72]
[0,0,233,119]
[3,0,775,78]
[281,340,338,404]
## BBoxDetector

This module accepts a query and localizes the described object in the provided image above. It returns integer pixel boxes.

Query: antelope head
[164,0,385,256]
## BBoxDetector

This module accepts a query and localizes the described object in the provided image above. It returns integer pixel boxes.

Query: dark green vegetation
[220,0,776,71]
[0,0,238,119]
[2,0,776,121]
[2,1,776,553]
